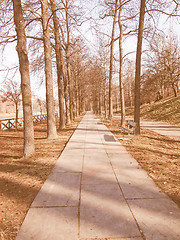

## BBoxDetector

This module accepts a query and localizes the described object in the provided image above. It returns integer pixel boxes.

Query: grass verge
[125,93,180,125]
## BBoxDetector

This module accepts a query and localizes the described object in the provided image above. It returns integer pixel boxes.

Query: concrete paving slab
[84,149,106,157]
[110,158,166,199]
[82,170,116,185]
[52,154,84,173]
[119,181,166,200]
[59,151,84,160]
[16,207,78,240]
[128,198,180,240]
[60,148,85,156]
[32,172,81,207]
[52,159,83,173]
[83,154,109,162]
[108,154,140,169]
[83,161,113,172]
[80,184,140,239]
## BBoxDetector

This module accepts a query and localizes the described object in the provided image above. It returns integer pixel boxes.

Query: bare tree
[108,0,118,119]
[141,31,180,102]
[134,0,146,135]
[12,0,35,156]
[97,34,109,118]
[50,0,65,130]
[40,0,57,138]
[0,79,21,129]
[118,0,126,127]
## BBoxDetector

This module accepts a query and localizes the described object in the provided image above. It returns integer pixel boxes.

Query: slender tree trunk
[64,73,71,125]
[172,83,177,97]
[66,50,73,121]
[75,76,79,117]
[118,0,126,127]
[109,0,118,119]
[78,87,82,115]
[65,0,73,121]
[41,0,57,138]
[103,75,107,118]
[15,102,18,129]
[50,0,65,130]
[99,89,102,115]
[134,0,146,135]
[12,0,34,156]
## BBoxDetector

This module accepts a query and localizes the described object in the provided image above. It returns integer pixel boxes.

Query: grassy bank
[125,93,180,125]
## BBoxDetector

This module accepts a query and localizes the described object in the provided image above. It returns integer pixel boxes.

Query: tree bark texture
[41,0,57,138]
[63,72,71,125]
[65,2,73,121]
[109,0,118,119]
[118,0,126,127]
[12,0,35,156]
[50,0,65,130]
[134,0,146,135]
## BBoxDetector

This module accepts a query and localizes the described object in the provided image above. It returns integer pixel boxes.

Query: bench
[127,120,137,135]
[120,120,137,135]
[120,126,129,134]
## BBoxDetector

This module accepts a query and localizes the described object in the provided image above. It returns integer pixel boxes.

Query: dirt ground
[101,117,180,209]
[0,115,84,240]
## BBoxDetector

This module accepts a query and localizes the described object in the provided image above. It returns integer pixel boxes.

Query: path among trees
[16,112,180,240]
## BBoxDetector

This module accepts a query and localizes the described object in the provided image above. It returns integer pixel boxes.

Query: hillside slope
[126,93,180,125]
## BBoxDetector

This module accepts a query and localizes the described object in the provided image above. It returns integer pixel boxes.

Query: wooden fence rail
[0,114,47,130]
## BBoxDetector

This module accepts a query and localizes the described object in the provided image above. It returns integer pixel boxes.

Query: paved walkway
[114,115,180,141]
[140,120,180,141]
[16,112,180,240]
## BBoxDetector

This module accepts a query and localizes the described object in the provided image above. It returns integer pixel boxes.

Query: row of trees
[0,0,179,156]
[0,0,92,156]
[90,0,179,133]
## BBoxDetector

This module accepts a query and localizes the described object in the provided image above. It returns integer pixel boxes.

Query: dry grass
[101,117,180,208]
[125,93,180,125]
[0,115,84,240]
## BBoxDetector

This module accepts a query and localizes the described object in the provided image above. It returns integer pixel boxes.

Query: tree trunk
[66,49,73,121]
[50,0,65,130]
[75,76,79,117]
[41,0,57,138]
[103,76,107,118]
[118,0,126,127]
[109,0,118,119]
[172,83,177,97]
[65,0,73,121]
[99,90,102,115]
[134,0,146,135]
[64,73,71,125]
[12,0,34,156]
[15,101,18,129]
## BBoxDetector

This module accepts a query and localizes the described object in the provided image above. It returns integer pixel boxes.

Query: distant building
[0,96,19,113]
[0,94,46,116]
